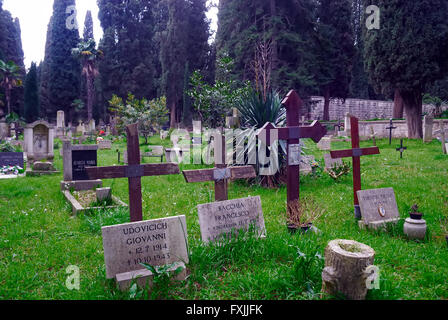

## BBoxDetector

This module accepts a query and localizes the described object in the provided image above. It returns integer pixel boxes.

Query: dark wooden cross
[86,123,180,222]
[334,119,343,133]
[258,90,327,218]
[330,116,380,219]
[386,118,397,145]
[182,134,256,201]
[396,139,407,159]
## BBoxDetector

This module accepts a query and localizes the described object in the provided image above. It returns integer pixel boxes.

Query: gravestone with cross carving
[86,123,180,222]
[330,116,380,219]
[182,133,256,201]
[258,90,327,220]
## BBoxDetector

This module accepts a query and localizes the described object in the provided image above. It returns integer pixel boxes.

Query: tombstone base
[60,180,103,191]
[358,218,400,230]
[62,190,127,215]
[115,262,187,292]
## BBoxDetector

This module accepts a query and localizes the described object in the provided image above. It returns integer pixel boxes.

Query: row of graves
[1,93,440,299]
[53,90,432,300]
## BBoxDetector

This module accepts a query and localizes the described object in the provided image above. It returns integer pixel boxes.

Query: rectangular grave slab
[98,140,112,150]
[197,196,265,243]
[357,188,400,229]
[324,153,343,170]
[102,215,189,279]
[0,152,24,168]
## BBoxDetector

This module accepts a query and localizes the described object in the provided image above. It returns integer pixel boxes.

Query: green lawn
[1,136,448,300]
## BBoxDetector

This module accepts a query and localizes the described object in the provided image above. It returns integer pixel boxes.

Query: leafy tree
[188,54,251,128]
[24,62,39,122]
[0,59,22,115]
[72,39,103,121]
[109,93,169,143]
[364,0,448,138]
[311,0,355,121]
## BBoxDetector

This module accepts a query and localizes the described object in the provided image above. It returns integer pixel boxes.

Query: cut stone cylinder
[403,218,427,240]
[322,239,375,300]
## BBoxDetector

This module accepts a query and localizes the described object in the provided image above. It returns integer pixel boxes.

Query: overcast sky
[3,0,219,69]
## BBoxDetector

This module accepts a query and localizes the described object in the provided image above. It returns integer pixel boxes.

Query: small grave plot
[63,187,127,215]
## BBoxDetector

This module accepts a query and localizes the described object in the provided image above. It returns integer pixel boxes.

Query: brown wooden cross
[182,134,256,201]
[85,123,180,222]
[258,90,327,218]
[330,116,380,219]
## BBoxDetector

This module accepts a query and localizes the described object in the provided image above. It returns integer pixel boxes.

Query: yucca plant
[237,89,285,128]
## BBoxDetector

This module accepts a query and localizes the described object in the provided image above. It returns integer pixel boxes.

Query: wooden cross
[182,134,256,201]
[86,123,180,222]
[330,116,380,219]
[396,139,407,159]
[386,118,397,145]
[258,90,327,218]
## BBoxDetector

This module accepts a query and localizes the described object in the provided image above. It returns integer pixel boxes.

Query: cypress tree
[24,62,39,122]
[83,10,94,40]
[363,0,448,138]
[0,6,25,116]
[46,0,81,122]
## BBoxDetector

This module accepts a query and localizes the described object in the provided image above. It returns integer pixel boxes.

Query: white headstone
[324,153,343,170]
[197,196,265,243]
[101,215,189,279]
[423,115,434,143]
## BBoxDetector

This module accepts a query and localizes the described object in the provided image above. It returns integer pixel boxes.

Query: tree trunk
[86,73,94,122]
[270,0,278,75]
[321,240,376,300]
[401,89,423,139]
[393,89,404,119]
[6,88,11,115]
[170,100,176,128]
[323,87,330,121]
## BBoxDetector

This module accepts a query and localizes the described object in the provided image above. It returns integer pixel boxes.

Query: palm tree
[0,60,22,115]
[72,39,103,121]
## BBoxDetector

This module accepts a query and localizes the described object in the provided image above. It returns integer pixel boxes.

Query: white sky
[3,0,219,69]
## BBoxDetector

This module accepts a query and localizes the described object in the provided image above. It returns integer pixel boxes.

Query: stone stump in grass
[321,239,376,300]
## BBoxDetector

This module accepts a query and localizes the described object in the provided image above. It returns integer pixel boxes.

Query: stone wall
[341,119,448,139]
[308,96,446,121]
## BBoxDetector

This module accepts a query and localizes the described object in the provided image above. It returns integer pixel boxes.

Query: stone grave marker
[0,152,24,168]
[24,120,55,162]
[423,115,434,143]
[197,196,265,243]
[324,153,343,171]
[98,139,112,150]
[317,136,332,151]
[61,141,102,191]
[300,155,314,175]
[357,188,400,229]
[102,215,189,290]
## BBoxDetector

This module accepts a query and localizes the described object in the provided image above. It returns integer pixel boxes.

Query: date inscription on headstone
[102,215,189,279]
[197,196,265,243]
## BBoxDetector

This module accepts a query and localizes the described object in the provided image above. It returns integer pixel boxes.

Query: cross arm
[182,165,256,183]
[259,121,327,143]
[330,146,380,159]
[86,163,180,180]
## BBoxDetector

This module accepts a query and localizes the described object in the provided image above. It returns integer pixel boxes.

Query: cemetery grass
[1,137,448,300]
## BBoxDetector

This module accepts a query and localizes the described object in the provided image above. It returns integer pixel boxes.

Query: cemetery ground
[1,136,448,300]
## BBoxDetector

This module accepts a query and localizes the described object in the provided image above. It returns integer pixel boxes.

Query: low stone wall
[336,119,447,139]
[308,96,446,121]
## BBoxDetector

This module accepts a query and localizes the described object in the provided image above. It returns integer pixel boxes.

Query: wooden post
[86,123,180,222]
[330,116,380,219]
